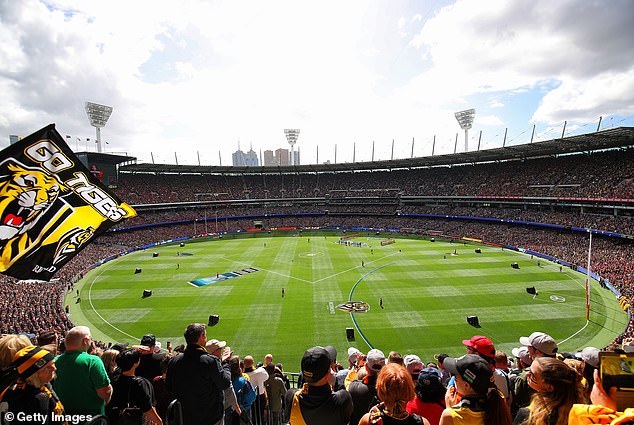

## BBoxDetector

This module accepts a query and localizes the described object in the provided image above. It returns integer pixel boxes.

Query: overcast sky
[1,0,633,165]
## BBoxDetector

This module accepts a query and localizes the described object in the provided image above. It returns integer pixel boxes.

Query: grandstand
[2,126,634,351]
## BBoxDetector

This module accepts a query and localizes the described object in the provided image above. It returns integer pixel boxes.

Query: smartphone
[599,352,634,411]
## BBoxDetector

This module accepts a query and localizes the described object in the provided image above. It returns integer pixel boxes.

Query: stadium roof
[75,151,137,165]
[119,127,634,175]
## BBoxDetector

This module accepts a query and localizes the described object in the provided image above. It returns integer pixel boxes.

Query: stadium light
[284,129,300,165]
[454,108,476,152]
[85,101,113,153]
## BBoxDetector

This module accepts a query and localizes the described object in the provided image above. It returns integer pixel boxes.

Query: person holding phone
[568,367,634,423]
[439,354,512,425]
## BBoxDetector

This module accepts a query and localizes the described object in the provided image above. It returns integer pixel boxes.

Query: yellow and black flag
[0,124,136,281]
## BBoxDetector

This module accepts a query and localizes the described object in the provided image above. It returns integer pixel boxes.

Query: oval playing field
[70,232,628,368]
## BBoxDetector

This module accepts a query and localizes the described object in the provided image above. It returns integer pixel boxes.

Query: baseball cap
[12,346,55,380]
[367,349,386,372]
[205,339,227,353]
[301,346,331,384]
[404,354,423,371]
[462,335,496,359]
[519,332,558,356]
[348,347,362,362]
[324,346,337,363]
[511,347,532,366]
[443,354,494,394]
[417,367,445,394]
[574,347,599,368]
[141,334,156,347]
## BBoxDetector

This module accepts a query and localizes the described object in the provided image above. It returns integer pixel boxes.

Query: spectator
[440,354,512,425]
[434,354,451,386]
[264,362,286,425]
[166,323,231,425]
[407,367,446,425]
[100,348,120,379]
[462,336,511,406]
[1,345,64,423]
[514,332,558,414]
[136,333,164,381]
[574,346,600,402]
[510,347,532,416]
[568,368,634,423]
[513,357,583,425]
[404,354,425,382]
[389,351,405,366]
[284,346,352,425]
[244,354,268,424]
[227,355,256,425]
[53,326,112,416]
[106,347,162,425]
[324,345,340,388]
[359,362,428,425]
[152,352,175,423]
[349,348,386,425]
[336,347,363,390]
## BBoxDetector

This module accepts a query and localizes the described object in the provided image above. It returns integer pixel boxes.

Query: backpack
[237,378,256,410]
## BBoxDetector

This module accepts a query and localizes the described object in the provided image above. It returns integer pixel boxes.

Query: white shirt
[246,367,269,395]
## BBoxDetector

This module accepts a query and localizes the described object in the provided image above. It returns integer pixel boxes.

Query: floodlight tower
[454,108,476,152]
[284,129,300,165]
[85,102,113,153]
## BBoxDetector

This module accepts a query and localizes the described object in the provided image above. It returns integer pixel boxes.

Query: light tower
[454,108,476,152]
[284,129,300,165]
[85,102,113,153]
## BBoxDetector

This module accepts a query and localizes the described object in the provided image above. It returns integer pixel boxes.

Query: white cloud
[0,0,632,165]
[477,115,504,127]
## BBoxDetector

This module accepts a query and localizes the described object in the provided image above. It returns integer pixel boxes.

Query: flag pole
[585,231,593,321]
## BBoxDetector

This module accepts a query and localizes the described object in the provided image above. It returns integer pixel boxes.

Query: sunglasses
[526,370,539,384]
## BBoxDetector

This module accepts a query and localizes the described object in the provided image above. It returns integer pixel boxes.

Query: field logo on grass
[336,301,370,313]
[189,267,259,287]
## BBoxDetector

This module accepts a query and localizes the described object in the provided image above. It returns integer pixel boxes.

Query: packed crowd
[114,147,634,203]
[1,325,633,425]
[115,205,634,236]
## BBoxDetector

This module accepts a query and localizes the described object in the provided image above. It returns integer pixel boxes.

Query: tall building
[291,149,300,165]
[232,146,260,166]
[263,150,275,166]
[244,148,258,166]
[232,149,246,166]
[275,148,290,166]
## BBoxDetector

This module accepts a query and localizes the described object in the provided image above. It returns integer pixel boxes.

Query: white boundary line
[559,321,590,345]
[87,263,140,341]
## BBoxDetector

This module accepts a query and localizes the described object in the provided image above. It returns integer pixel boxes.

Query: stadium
[4,1,634,423]
[3,125,633,358]
[1,121,634,425]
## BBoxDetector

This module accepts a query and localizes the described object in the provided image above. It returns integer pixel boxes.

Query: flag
[0,124,136,280]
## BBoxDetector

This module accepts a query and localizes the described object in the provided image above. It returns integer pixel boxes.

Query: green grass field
[69,231,628,370]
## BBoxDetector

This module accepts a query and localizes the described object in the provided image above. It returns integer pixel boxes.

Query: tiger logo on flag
[0,162,68,244]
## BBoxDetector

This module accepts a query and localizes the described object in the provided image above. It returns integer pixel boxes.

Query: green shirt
[53,350,110,415]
